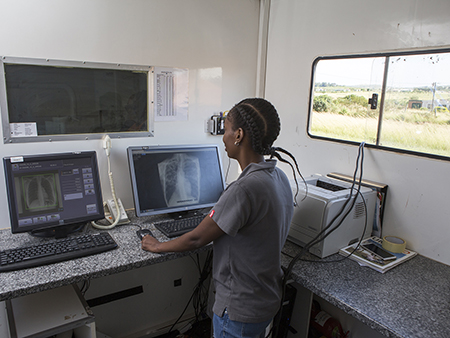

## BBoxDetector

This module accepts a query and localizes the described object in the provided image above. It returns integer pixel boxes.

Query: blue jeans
[213,310,272,338]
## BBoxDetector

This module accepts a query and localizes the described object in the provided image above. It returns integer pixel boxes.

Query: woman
[141,98,296,338]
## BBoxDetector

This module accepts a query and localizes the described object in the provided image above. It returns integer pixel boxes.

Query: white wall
[2,0,449,267]
[0,0,258,218]
[265,0,450,264]
[0,1,259,335]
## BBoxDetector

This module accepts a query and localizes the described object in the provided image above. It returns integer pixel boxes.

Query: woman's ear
[237,128,245,142]
[235,127,244,144]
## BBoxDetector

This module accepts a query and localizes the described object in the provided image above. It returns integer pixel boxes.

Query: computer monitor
[3,151,104,238]
[127,144,225,218]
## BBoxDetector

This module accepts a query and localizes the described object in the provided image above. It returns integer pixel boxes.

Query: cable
[271,142,366,338]
[286,141,366,274]
[272,188,368,338]
[297,189,368,263]
[167,286,197,334]
[270,148,308,205]
[167,251,213,335]
[80,279,91,296]
[192,251,213,321]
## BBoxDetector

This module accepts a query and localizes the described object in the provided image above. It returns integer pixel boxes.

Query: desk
[0,215,210,302]
[0,217,449,338]
[282,241,450,338]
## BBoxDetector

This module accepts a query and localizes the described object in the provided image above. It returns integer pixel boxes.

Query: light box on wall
[0,56,155,143]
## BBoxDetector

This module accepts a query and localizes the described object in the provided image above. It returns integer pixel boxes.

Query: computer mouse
[137,229,153,240]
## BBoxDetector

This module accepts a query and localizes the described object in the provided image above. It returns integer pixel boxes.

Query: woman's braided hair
[228,98,280,155]
[228,98,305,204]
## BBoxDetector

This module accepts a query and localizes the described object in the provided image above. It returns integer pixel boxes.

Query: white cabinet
[1,285,95,338]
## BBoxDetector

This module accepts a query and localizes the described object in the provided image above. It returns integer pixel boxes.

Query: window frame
[307,48,450,161]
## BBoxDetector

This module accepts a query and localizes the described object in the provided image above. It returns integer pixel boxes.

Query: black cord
[80,279,91,296]
[285,141,366,274]
[192,251,213,321]
[298,190,368,263]
[167,251,213,334]
[270,148,308,205]
[272,142,366,338]
[167,285,197,334]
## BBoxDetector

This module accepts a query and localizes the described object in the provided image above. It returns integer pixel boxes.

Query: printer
[288,174,377,258]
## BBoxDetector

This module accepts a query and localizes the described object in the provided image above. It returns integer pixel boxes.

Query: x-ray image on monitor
[4,151,104,236]
[15,171,63,217]
[23,174,59,210]
[158,153,200,208]
[128,144,226,218]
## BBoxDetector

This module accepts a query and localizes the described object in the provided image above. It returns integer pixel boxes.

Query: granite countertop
[0,215,210,301]
[282,241,450,338]
[1,217,449,338]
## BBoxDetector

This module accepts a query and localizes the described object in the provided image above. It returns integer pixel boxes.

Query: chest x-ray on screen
[158,153,200,208]
[127,144,226,217]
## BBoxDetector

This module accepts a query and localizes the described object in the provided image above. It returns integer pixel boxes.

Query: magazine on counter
[339,236,417,273]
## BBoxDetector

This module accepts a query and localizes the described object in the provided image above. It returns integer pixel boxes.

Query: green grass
[310,113,378,142]
[310,112,450,156]
[311,89,450,157]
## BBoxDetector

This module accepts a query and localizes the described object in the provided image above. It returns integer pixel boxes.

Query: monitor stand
[30,223,86,239]
[169,208,208,220]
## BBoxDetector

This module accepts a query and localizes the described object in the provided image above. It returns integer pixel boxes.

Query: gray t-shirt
[210,159,294,323]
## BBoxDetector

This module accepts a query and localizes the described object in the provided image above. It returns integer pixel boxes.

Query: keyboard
[154,214,205,238]
[0,232,118,272]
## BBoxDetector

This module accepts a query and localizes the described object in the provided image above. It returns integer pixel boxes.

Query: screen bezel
[3,151,104,234]
[127,144,226,218]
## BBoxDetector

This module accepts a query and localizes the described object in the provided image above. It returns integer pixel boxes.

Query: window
[308,49,450,159]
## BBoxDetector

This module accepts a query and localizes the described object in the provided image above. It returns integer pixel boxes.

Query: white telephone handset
[91,135,130,230]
